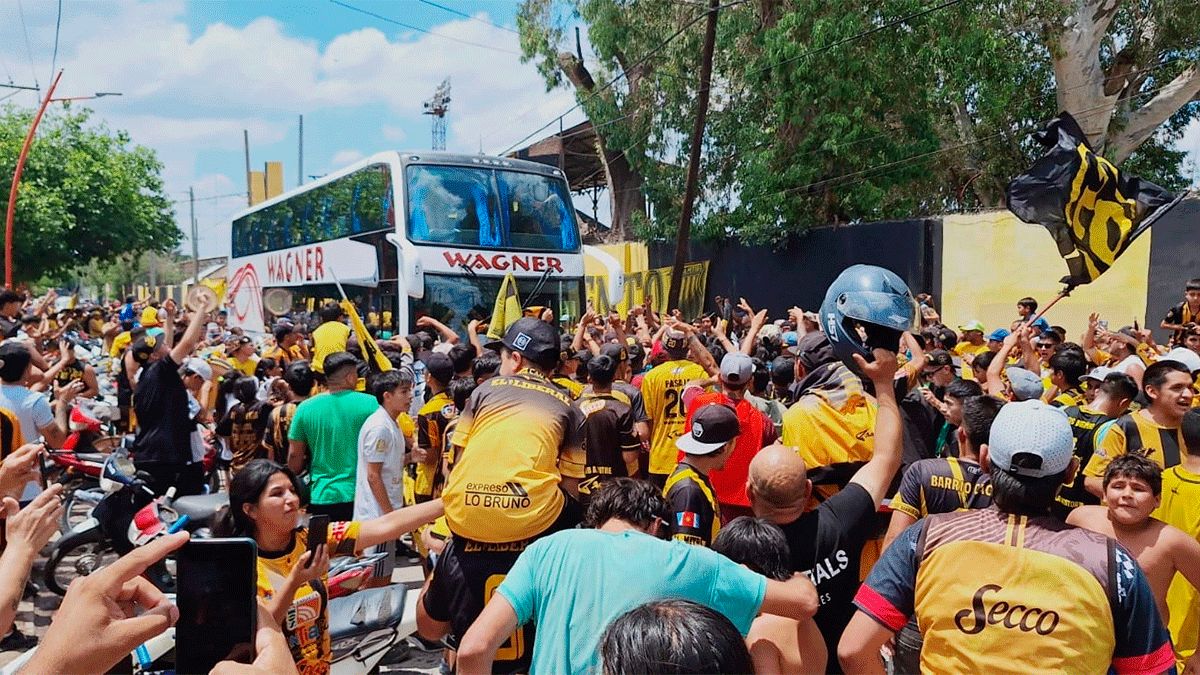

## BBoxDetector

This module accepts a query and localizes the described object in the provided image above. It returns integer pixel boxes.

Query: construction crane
[423,78,451,151]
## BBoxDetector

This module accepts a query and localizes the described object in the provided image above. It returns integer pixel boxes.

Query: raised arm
[356,499,444,550]
[739,299,768,355]
[170,307,207,364]
[848,349,901,505]
[986,328,1025,398]
[416,316,460,345]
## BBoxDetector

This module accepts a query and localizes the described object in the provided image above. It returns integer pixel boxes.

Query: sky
[0,0,1196,262]
[0,0,590,258]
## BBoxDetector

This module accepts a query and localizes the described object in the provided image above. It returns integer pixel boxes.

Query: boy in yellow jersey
[311,301,350,372]
[414,352,455,502]
[664,403,738,546]
[841,400,1174,675]
[1154,408,1200,673]
[1160,278,1200,346]
[1085,360,1193,497]
[641,326,712,486]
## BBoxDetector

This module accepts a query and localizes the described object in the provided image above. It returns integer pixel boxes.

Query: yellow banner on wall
[584,242,710,319]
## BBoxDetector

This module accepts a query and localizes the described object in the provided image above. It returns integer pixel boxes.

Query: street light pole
[5,70,63,288]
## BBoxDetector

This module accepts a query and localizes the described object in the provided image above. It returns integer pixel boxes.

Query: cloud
[381,124,407,142]
[331,149,364,166]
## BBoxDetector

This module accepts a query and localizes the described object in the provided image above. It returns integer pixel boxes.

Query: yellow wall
[584,242,708,318]
[940,211,1150,339]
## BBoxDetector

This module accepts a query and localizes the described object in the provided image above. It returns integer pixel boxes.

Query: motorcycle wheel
[60,487,104,534]
[44,527,118,596]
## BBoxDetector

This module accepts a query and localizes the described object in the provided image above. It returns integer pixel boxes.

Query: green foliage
[519,0,1200,246]
[0,105,178,283]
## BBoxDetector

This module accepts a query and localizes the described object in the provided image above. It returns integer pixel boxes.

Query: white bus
[225,151,621,337]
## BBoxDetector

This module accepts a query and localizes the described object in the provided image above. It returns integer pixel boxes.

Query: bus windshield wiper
[457,262,479,279]
[526,266,554,305]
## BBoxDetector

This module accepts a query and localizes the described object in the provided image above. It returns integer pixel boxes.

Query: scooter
[43,452,227,595]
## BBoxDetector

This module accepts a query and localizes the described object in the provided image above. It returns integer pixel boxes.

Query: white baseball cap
[183,357,213,381]
[1162,348,1200,374]
[987,400,1074,478]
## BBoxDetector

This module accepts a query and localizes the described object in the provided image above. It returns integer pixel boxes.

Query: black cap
[323,351,360,377]
[423,352,455,384]
[662,329,688,355]
[599,342,628,362]
[926,349,954,369]
[486,317,560,368]
[788,332,836,372]
[130,333,163,364]
[675,404,739,455]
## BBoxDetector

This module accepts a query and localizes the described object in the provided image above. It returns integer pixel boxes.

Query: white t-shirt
[1114,354,1143,376]
[0,384,53,500]
[353,406,406,521]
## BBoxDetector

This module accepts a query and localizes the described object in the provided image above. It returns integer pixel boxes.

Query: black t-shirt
[0,316,17,339]
[1163,301,1197,343]
[132,355,193,465]
[779,482,876,672]
[423,538,533,674]
[1053,405,1112,518]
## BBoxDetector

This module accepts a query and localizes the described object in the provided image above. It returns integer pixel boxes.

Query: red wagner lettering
[440,251,564,275]
[265,245,327,285]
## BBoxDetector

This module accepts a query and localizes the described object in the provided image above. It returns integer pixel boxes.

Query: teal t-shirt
[497,528,767,675]
[288,390,380,505]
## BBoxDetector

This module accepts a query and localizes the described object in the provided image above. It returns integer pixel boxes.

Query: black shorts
[423,537,534,674]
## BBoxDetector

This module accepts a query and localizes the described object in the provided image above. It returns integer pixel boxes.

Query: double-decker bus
[225,151,621,337]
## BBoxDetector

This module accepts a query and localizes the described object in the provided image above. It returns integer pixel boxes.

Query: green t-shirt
[288,390,380,505]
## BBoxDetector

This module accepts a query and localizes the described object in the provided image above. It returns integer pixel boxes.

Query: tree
[518,0,1200,245]
[0,105,178,283]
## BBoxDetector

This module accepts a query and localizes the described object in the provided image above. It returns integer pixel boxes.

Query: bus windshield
[406,165,579,252]
[413,274,583,339]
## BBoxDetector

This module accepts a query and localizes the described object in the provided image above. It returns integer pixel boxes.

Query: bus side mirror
[387,233,424,299]
[583,245,624,306]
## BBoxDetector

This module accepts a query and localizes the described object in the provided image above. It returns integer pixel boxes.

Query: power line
[50,0,62,82]
[329,0,521,56]
[493,0,752,156]
[170,191,248,205]
[15,0,39,88]
[416,0,519,35]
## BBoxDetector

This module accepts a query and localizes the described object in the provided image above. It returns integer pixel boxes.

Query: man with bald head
[747,348,903,671]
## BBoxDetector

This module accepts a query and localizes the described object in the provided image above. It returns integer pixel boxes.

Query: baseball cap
[599,342,628,362]
[1006,366,1044,402]
[959,320,985,333]
[422,352,455,384]
[183,357,213,381]
[925,349,954,370]
[675,404,740,455]
[1083,365,1115,382]
[781,331,799,347]
[987,399,1074,478]
[485,317,560,367]
[986,328,1010,342]
[130,333,163,364]
[662,329,689,355]
[719,352,754,386]
[1162,348,1200,374]
[788,332,836,371]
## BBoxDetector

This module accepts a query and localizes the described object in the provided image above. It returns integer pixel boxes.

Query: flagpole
[1026,284,1075,328]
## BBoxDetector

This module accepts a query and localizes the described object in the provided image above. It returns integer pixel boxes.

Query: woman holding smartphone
[216,459,443,673]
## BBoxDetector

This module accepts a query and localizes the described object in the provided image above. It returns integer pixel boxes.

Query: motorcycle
[43,452,227,595]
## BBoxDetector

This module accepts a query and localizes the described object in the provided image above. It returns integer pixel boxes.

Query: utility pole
[243,129,252,206]
[189,187,199,282]
[298,114,304,187]
[667,0,718,312]
[5,70,63,288]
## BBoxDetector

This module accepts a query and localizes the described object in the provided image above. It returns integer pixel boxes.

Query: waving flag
[1006,112,1181,287]
[341,299,391,373]
[486,273,522,341]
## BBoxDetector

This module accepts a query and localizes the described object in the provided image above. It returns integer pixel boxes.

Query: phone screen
[307,515,329,567]
[176,538,258,673]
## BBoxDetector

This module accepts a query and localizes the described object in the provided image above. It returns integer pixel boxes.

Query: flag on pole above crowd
[487,273,522,341]
[341,298,391,373]
[1006,111,1182,288]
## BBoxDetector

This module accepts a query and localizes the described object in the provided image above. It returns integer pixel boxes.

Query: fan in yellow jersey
[664,404,739,546]
[422,318,585,674]
[414,352,456,502]
[1084,360,1193,497]
[641,326,713,485]
[1153,410,1200,672]
[841,400,1175,675]
[310,302,351,373]
[952,320,989,382]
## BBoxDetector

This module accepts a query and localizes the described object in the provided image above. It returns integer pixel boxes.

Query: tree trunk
[557,51,647,241]
[1049,0,1122,150]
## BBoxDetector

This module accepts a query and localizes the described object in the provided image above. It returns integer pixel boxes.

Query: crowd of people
[0,268,1196,674]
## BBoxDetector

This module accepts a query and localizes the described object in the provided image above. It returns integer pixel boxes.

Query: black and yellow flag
[341,299,391,374]
[1006,112,1181,287]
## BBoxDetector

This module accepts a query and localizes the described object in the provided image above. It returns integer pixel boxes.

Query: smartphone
[306,514,329,568]
[37,450,48,490]
[1098,320,1109,331]
[175,538,258,673]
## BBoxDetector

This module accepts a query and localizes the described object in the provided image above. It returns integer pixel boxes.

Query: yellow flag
[486,273,522,340]
[341,299,392,373]
[200,278,227,303]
